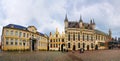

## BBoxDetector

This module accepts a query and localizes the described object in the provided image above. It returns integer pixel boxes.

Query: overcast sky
[0,0,120,41]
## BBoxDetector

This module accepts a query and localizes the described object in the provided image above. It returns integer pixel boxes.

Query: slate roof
[95,29,108,36]
[68,22,79,28]
[4,24,46,37]
[4,24,27,30]
[68,22,91,29]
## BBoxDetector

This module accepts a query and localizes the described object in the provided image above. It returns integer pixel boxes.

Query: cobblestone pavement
[73,49,120,61]
[0,49,120,61]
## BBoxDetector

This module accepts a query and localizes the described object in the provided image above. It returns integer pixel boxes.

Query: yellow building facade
[49,28,65,51]
[49,15,111,51]
[1,24,48,51]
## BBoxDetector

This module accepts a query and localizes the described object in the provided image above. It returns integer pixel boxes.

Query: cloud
[0,0,120,42]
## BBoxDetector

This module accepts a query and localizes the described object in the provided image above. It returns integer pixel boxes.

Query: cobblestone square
[0,49,120,61]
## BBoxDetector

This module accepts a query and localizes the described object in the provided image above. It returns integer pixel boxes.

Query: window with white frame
[6,38,9,45]
[6,30,9,35]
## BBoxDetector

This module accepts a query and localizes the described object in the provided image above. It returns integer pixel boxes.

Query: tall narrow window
[6,38,9,45]
[78,33,80,41]
[50,44,52,48]
[23,33,25,37]
[27,33,29,38]
[91,36,93,41]
[68,33,70,41]
[15,39,18,45]
[19,32,22,37]
[15,31,18,36]
[96,35,97,40]
[83,34,84,41]
[73,33,75,41]
[11,30,13,35]
[19,40,22,46]
[91,43,93,48]
[50,39,52,42]
[83,43,85,48]
[59,38,60,42]
[78,43,80,48]
[87,34,89,41]
[62,39,64,42]
[10,39,14,45]
[6,30,9,35]
[68,43,70,48]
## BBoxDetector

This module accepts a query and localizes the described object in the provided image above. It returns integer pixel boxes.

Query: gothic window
[50,44,52,48]
[91,36,93,41]
[62,39,64,42]
[78,43,80,48]
[78,33,80,41]
[50,39,52,42]
[68,33,70,41]
[87,34,89,41]
[68,43,70,48]
[83,43,85,48]
[96,35,97,40]
[73,33,75,41]
[59,38,60,42]
[91,43,93,48]
[83,34,84,41]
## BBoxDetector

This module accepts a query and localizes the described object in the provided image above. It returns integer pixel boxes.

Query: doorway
[95,45,98,50]
[73,45,76,51]
[31,40,36,51]
[61,44,65,51]
[87,45,89,50]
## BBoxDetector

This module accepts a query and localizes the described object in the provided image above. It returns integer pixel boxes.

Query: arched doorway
[87,45,89,50]
[73,45,76,51]
[61,44,65,51]
[30,38,37,51]
[95,45,98,50]
[31,40,36,51]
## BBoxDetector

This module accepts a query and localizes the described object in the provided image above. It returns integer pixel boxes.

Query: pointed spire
[90,19,92,24]
[56,27,58,32]
[93,19,95,25]
[109,28,112,38]
[79,15,83,22]
[64,14,68,22]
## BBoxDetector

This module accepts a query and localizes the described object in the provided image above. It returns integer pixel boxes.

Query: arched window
[6,30,9,35]
[11,30,13,35]
[78,43,80,48]
[78,33,80,41]
[73,33,75,41]
[62,39,64,42]
[68,43,70,48]
[50,39,52,42]
[83,34,84,41]
[91,43,93,48]
[68,33,70,41]
[83,43,85,48]
[87,34,89,41]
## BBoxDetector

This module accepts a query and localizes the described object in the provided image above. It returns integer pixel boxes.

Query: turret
[92,19,95,29]
[49,32,52,36]
[109,28,112,39]
[64,14,68,28]
[79,15,83,28]
[90,19,95,29]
